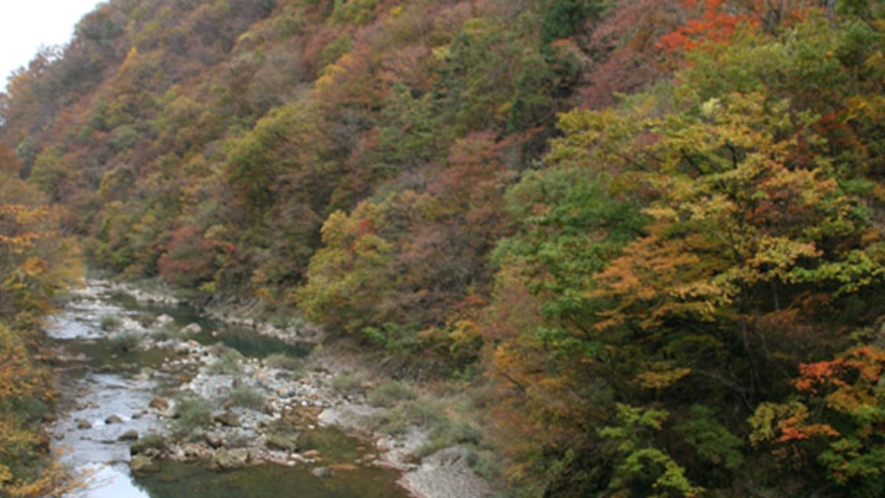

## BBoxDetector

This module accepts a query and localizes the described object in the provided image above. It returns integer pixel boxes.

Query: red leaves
[158,225,229,287]
[794,345,885,401]
[657,0,761,53]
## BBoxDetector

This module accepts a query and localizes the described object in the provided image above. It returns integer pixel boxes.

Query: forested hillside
[0,146,81,495]
[3,0,885,495]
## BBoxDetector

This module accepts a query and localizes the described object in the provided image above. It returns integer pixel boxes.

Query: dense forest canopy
[3,0,885,496]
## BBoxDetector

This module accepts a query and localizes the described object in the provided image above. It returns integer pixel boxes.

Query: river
[47,281,410,498]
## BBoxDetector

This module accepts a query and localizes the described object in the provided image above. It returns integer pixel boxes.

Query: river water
[47,282,409,498]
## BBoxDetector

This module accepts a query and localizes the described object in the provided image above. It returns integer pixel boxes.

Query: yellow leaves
[0,205,49,251]
[0,459,82,498]
[449,319,482,352]
[0,323,80,497]
[749,401,840,446]
[644,206,678,222]
[636,362,692,390]
[795,345,885,414]
[745,236,820,282]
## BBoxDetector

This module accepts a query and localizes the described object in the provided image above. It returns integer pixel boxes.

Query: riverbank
[56,279,493,498]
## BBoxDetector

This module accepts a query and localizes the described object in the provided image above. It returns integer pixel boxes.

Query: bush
[137,312,158,327]
[100,315,123,331]
[371,398,446,435]
[228,386,265,410]
[421,420,483,457]
[330,374,360,395]
[172,396,212,437]
[270,313,291,329]
[264,353,303,371]
[467,450,503,480]
[109,332,141,353]
[367,380,417,407]
[265,432,299,452]
[130,433,168,455]
[150,325,182,341]
[207,348,244,375]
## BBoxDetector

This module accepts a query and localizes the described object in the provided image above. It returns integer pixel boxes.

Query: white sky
[0,0,105,91]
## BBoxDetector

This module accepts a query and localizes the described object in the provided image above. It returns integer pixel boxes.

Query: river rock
[118,429,139,442]
[149,396,170,410]
[214,412,240,427]
[205,432,224,449]
[105,414,125,425]
[130,455,159,475]
[182,443,213,461]
[311,466,333,478]
[265,433,298,452]
[76,419,92,430]
[156,314,175,327]
[213,448,249,470]
[182,323,202,334]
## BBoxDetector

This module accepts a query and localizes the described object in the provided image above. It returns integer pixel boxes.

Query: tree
[0,156,81,497]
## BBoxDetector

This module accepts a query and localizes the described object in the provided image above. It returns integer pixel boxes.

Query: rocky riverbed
[50,279,491,498]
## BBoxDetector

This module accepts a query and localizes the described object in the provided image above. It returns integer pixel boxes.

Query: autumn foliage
[2,0,885,495]
[0,154,82,495]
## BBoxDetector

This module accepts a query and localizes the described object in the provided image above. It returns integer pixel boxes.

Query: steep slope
[3,0,885,496]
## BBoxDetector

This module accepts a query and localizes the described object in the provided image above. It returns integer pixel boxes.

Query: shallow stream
[48,282,408,498]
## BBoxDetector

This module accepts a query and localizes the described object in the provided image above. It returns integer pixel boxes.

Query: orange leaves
[0,168,82,327]
[751,345,885,486]
[0,205,49,250]
[749,400,840,445]
[794,345,885,412]
[795,358,846,393]
[658,0,761,53]
[774,408,840,444]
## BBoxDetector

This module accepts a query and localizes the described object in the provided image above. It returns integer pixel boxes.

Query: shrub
[421,420,483,457]
[270,313,291,329]
[367,380,417,407]
[150,325,182,341]
[467,450,503,480]
[265,432,299,452]
[207,348,244,375]
[109,332,141,353]
[371,399,445,435]
[171,395,212,437]
[137,312,158,327]
[229,386,265,410]
[130,433,168,455]
[100,315,122,331]
[264,353,302,371]
[330,374,360,395]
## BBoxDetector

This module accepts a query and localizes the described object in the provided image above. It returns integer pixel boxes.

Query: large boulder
[105,414,125,425]
[118,430,139,442]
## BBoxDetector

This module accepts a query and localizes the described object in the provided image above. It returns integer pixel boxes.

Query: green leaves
[599,404,704,498]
